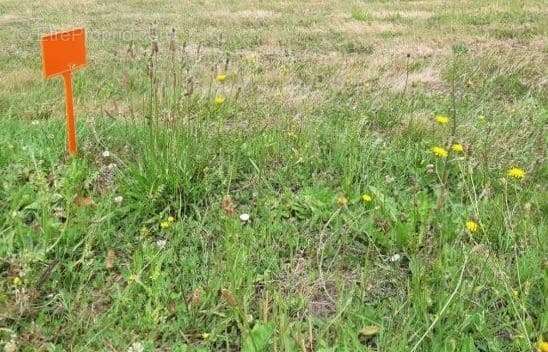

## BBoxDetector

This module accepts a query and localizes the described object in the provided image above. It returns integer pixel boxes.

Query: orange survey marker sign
[41,28,87,155]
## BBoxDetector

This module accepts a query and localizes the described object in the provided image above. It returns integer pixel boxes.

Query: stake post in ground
[41,28,87,156]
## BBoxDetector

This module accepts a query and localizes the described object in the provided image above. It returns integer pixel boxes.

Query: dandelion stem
[410,254,468,352]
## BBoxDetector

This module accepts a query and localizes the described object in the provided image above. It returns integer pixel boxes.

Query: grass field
[1,1,547,351]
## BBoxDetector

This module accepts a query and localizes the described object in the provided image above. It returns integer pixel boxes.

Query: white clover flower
[128,342,144,352]
[4,339,17,352]
[156,239,167,249]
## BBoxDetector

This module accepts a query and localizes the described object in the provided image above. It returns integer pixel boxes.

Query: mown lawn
[0,1,546,351]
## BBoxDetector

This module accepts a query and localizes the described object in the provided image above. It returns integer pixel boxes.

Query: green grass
[351,8,370,22]
[1,0,547,351]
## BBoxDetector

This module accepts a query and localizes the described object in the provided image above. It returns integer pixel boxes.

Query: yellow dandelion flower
[451,143,464,153]
[435,115,449,125]
[167,216,175,223]
[12,277,22,286]
[216,74,226,82]
[537,341,548,352]
[361,194,373,203]
[160,221,171,229]
[507,167,526,180]
[431,146,448,158]
[336,195,348,207]
[214,95,225,106]
[465,220,479,233]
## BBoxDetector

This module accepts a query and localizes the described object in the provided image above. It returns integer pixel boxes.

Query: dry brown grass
[0,0,545,118]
